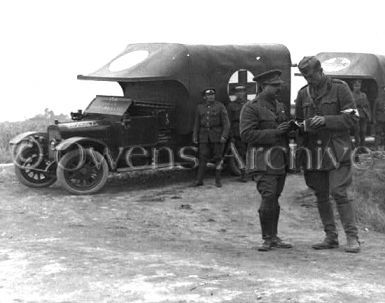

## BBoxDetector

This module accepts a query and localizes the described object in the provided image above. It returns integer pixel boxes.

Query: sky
[1,0,385,122]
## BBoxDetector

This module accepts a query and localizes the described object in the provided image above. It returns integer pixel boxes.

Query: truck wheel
[13,141,57,188]
[57,149,108,195]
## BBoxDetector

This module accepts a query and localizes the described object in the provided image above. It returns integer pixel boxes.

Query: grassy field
[0,109,69,163]
[352,157,385,233]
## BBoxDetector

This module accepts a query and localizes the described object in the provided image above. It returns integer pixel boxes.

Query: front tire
[12,139,57,188]
[57,149,109,195]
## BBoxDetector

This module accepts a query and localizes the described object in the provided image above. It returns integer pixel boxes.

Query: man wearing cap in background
[295,56,360,253]
[227,85,248,182]
[351,80,371,147]
[240,69,292,252]
[192,88,230,187]
[373,89,385,150]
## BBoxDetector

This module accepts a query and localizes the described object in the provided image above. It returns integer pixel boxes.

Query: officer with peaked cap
[295,56,360,253]
[240,69,293,251]
[192,88,230,187]
[227,85,248,182]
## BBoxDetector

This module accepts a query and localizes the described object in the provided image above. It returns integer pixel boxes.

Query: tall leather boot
[312,201,339,249]
[258,209,274,252]
[271,206,292,248]
[215,169,222,188]
[336,202,360,253]
[192,163,205,186]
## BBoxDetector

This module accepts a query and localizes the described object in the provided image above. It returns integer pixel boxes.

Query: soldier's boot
[312,202,339,250]
[237,169,247,183]
[258,210,274,252]
[336,203,360,253]
[215,169,222,188]
[191,164,205,187]
[271,206,292,249]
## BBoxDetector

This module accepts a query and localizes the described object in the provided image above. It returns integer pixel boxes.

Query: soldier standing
[373,91,385,150]
[295,56,360,253]
[240,69,292,251]
[227,85,248,182]
[352,80,371,147]
[192,88,230,187]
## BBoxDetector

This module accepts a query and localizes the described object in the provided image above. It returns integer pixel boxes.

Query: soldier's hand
[220,136,227,143]
[310,116,326,128]
[193,137,198,145]
[277,122,290,133]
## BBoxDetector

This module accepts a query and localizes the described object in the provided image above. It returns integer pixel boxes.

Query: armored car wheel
[57,149,109,195]
[13,140,57,188]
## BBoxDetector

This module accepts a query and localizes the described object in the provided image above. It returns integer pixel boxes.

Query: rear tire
[57,149,108,195]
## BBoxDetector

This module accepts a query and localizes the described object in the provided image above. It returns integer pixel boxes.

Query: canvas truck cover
[316,52,385,85]
[78,43,292,134]
[316,52,385,105]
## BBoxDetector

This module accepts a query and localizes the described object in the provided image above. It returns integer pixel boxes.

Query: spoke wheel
[13,140,56,188]
[57,149,108,195]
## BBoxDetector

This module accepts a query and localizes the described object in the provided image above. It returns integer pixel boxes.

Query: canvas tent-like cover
[78,43,292,134]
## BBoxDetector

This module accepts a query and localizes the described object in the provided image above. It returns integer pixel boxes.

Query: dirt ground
[0,165,385,303]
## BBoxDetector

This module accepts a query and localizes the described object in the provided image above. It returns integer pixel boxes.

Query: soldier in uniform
[227,85,248,182]
[373,91,385,150]
[240,69,293,251]
[192,88,230,187]
[351,80,371,147]
[295,56,360,253]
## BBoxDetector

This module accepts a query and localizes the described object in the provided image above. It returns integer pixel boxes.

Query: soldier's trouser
[199,142,225,165]
[375,122,385,148]
[255,174,286,240]
[197,142,225,181]
[304,165,358,240]
[354,118,368,146]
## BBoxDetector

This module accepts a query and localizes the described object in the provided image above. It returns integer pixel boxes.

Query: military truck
[10,43,292,194]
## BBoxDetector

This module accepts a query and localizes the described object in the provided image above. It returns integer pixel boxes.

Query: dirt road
[0,165,385,303]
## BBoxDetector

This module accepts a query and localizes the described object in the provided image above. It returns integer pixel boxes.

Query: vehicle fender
[9,131,47,145]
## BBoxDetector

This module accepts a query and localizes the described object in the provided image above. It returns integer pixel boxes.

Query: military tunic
[240,96,288,175]
[193,100,230,164]
[353,91,371,146]
[354,92,371,120]
[227,97,247,160]
[227,98,246,138]
[295,77,357,170]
